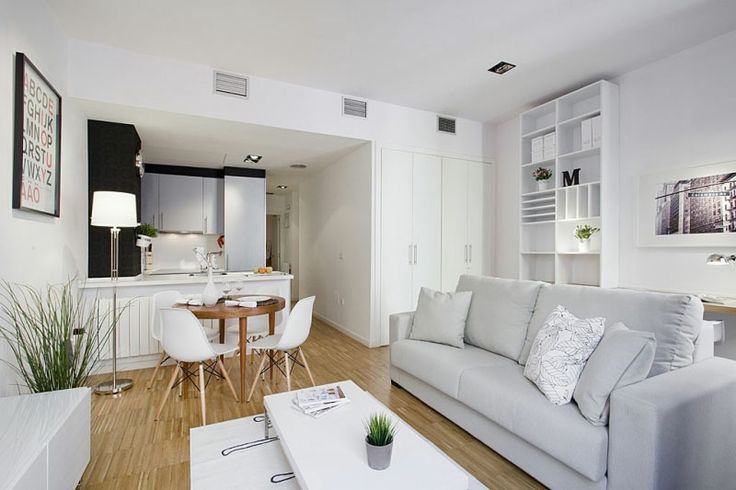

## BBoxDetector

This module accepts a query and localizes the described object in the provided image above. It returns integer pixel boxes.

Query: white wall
[283,190,300,298]
[492,30,736,296]
[298,143,373,345]
[0,0,88,395]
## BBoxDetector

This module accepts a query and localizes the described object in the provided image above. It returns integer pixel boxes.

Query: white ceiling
[50,0,736,122]
[76,100,367,193]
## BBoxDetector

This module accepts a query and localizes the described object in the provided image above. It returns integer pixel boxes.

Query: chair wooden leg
[199,363,207,426]
[299,348,316,387]
[155,364,180,421]
[218,357,239,402]
[248,352,269,402]
[147,352,166,390]
[284,350,291,392]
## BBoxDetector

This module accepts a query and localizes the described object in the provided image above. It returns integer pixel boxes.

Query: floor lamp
[91,191,138,395]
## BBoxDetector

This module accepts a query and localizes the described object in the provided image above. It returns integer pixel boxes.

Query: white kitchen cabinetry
[379,149,443,341]
[202,177,224,234]
[224,174,266,271]
[141,173,159,227]
[158,174,204,233]
[441,158,486,289]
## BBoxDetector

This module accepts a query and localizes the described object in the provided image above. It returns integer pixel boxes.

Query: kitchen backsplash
[150,233,222,271]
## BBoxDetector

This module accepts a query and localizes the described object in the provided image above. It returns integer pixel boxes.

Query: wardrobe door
[410,153,442,306]
[466,160,485,275]
[441,158,469,291]
[380,149,414,341]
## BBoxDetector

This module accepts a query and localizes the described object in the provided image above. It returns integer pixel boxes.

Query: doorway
[266,214,281,271]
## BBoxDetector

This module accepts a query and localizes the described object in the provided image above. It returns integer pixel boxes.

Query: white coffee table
[263,380,472,490]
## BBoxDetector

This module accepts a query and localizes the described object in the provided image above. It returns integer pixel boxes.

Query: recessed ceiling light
[277,185,288,189]
[290,164,307,169]
[243,154,263,164]
[488,61,516,75]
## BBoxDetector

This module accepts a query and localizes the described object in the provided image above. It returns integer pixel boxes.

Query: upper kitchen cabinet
[158,174,204,233]
[141,173,159,228]
[202,177,224,235]
[224,168,266,271]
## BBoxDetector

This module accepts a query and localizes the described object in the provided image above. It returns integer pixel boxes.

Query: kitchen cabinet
[224,173,266,270]
[158,174,204,233]
[141,173,159,227]
[379,149,442,343]
[202,177,224,235]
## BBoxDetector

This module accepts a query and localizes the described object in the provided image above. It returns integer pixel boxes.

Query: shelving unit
[518,81,619,287]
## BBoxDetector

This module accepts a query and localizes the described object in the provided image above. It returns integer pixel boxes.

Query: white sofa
[389,275,736,490]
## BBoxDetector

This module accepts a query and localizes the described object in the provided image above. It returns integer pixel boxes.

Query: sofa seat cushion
[456,275,543,361]
[519,284,703,377]
[390,339,516,398]
[458,364,608,481]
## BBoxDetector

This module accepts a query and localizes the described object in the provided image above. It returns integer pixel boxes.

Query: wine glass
[222,282,233,298]
[234,280,245,296]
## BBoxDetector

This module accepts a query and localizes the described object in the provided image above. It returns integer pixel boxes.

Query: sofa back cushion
[456,275,543,360]
[519,284,703,377]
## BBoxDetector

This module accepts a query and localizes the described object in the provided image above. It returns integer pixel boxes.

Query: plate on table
[224,300,239,307]
[175,298,189,305]
[241,295,272,303]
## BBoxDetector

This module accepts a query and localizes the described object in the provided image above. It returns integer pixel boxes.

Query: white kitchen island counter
[80,272,292,372]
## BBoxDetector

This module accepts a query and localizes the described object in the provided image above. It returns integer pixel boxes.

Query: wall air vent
[214,70,248,98]
[343,97,367,118]
[438,116,456,134]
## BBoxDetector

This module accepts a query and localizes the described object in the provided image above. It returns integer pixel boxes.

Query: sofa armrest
[389,311,414,343]
[608,357,736,490]
[693,320,715,362]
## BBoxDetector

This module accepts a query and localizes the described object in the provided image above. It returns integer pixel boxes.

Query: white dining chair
[247,296,317,401]
[146,290,219,390]
[154,308,239,426]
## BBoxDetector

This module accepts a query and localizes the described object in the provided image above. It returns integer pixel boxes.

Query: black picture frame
[12,52,62,217]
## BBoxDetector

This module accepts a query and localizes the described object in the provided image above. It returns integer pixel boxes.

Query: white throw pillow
[523,305,605,405]
[409,287,472,349]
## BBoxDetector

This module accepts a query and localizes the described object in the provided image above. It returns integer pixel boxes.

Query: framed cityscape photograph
[12,52,62,217]
[637,160,736,247]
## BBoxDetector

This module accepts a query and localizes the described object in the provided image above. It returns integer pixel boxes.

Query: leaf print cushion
[523,305,605,405]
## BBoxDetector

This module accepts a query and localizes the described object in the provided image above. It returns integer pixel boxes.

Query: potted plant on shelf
[364,412,398,470]
[533,167,553,191]
[0,279,116,393]
[574,225,600,252]
[136,223,158,272]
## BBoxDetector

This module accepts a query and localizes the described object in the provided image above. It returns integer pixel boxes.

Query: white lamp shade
[91,191,138,228]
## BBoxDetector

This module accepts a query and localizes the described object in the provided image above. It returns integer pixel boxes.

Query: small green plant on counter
[0,279,118,393]
[574,225,600,241]
[532,167,552,181]
[364,412,398,446]
[136,223,158,237]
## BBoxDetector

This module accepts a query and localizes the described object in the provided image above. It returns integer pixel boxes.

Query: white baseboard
[93,353,167,374]
[312,312,371,347]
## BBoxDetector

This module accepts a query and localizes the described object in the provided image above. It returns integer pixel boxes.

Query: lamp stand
[95,226,134,395]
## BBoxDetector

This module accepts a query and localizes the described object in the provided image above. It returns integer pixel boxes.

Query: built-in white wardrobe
[379,148,490,343]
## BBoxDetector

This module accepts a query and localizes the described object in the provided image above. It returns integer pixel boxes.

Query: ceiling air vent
[438,116,456,135]
[214,70,248,98]
[343,97,367,118]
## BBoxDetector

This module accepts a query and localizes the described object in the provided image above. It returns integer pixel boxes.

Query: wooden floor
[81,319,544,489]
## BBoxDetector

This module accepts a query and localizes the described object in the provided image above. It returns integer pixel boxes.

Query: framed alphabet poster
[12,52,62,217]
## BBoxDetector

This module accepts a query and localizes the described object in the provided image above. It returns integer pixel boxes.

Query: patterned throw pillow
[523,305,605,405]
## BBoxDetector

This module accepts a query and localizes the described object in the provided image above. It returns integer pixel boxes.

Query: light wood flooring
[82,319,544,489]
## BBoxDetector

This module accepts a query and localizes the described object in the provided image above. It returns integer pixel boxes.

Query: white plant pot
[577,239,591,253]
[537,180,551,191]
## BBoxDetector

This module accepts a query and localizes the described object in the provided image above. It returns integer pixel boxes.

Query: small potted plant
[364,412,398,470]
[574,225,600,252]
[136,223,158,271]
[533,167,553,191]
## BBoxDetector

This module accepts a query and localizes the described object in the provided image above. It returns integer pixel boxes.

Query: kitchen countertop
[80,271,293,289]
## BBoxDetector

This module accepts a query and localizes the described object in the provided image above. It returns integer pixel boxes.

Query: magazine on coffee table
[293,385,350,417]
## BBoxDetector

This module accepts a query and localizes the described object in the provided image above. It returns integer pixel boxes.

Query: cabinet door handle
[204,216,208,234]
[413,244,417,264]
[464,244,468,263]
[408,245,413,265]
[160,212,163,230]
[469,244,473,263]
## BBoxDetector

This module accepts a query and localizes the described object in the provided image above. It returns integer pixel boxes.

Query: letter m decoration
[562,169,580,187]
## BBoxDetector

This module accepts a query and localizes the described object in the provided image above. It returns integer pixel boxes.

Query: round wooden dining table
[176,295,286,402]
